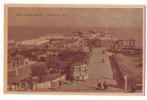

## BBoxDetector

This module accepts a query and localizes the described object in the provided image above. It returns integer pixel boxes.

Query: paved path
[33,48,125,92]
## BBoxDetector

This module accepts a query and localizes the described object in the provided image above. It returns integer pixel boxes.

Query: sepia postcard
[4,4,145,95]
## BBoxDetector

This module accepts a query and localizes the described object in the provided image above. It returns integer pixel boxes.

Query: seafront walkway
[33,48,125,92]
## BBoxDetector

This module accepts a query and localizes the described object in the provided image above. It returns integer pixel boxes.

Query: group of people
[51,80,63,90]
[97,79,109,90]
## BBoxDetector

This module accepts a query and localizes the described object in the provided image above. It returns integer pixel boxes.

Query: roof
[106,37,119,41]
[71,62,87,66]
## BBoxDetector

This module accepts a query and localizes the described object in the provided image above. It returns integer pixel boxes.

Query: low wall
[33,81,51,90]
[33,74,66,90]
[110,54,142,92]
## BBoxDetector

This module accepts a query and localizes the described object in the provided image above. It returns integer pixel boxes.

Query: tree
[46,58,67,73]
[57,50,89,64]
[31,65,47,82]
[57,50,74,62]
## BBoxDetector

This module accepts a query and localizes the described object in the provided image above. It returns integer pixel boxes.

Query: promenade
[33,48,125,92]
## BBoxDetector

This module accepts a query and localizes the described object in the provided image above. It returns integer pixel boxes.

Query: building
[110,39,142,55]
[68,63,88,81]
[116,39,135,48]
[8,40,17,49]
[31,50,48,61]
[8,54,29,69]
[99,37,118,49]
[45,50,60,57]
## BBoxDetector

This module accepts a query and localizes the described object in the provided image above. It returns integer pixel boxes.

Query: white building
[69,63,88,81]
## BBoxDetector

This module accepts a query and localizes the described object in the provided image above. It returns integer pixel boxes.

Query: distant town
[8,30,143,93]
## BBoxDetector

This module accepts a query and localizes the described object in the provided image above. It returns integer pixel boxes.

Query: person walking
[103,81,108,89]
[59,80,62,90]
[97,79,102,89]
[70,77,74,84]
[130,82,136,92]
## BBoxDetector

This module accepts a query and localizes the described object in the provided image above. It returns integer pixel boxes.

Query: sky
[8,7,144,28]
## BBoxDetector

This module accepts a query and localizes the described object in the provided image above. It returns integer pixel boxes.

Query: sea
[8,26,143,47]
